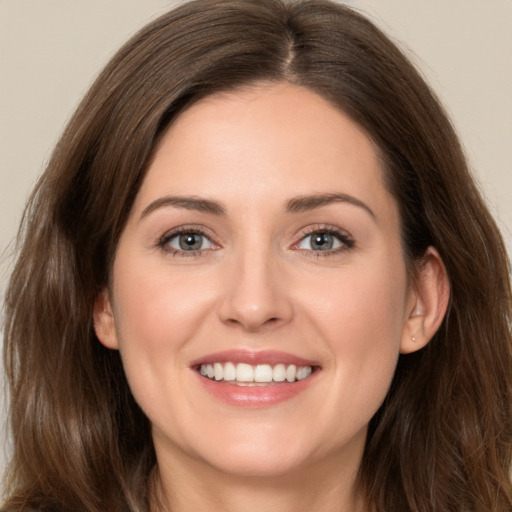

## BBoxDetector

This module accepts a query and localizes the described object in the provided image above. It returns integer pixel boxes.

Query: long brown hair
[3,1,511,510]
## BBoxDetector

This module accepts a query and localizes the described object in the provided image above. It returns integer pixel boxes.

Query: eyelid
[158,225,220,256]
[291,224,355,253]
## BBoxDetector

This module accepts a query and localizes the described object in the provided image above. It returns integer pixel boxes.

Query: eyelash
[293,225,355,257]
[157,226,216,258]
[157,224,355,258]
[158,225,215,258]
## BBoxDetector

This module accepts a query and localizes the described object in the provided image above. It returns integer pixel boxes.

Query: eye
[295,228,354,253]
[298,232,341,251]
[160,229,215,254]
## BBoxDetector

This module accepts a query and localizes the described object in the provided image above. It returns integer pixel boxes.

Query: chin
[202,447,312,478]
[172,422,317,478]
[195,423,354,479]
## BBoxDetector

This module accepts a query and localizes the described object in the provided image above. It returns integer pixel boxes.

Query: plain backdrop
[1,0,511,475]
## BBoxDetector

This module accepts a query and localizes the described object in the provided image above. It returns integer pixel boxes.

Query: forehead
[133,82,396,222]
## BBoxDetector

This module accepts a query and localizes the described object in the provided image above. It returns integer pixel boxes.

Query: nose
[218,246,294,332]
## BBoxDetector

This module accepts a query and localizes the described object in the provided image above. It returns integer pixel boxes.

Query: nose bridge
[219,235,293,331]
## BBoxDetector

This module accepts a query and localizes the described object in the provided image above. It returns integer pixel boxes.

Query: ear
[400,246,450,354]
[93,288,119,350]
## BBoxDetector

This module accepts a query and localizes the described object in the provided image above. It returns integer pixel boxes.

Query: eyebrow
[286,193,376,220]
[140,195,226,220]
[139,192,376,221]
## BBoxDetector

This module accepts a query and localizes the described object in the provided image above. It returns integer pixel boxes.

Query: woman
[2,0,511,510]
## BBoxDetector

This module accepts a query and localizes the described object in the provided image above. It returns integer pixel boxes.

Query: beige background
[1,0,511,473]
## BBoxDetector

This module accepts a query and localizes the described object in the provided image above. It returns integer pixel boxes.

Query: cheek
[112,256,215,347]
[109,254,218,405]
[303,253,407,344]
[300,255,407,418]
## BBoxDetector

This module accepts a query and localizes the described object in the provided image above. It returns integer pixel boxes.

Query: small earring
[411,335,417,342]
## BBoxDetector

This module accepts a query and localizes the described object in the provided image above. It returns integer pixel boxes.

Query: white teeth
[297,366,312,380]
[214,362,223,381]
[254,364,273,383]
[198,362,314,384]
[236,363,254,382]
[286,364,297,382]
[273,364,286,382]
[223,362,236,381]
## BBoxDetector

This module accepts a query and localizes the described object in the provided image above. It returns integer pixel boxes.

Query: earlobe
[93,289,119,350]
[400,247,450,354]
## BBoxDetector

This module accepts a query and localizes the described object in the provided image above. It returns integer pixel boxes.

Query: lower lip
[194,371,319,408]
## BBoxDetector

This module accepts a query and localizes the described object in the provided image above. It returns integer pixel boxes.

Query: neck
[151,443,366,512]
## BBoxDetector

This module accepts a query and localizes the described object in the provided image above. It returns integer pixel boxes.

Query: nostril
[223,315,283,332]
[218,283,294,331]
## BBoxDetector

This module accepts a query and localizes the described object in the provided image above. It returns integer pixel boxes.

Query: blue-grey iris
[311,233,334,250]
[179,233,203,250]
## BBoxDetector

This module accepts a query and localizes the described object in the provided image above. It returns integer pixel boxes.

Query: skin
[94,81,449,512]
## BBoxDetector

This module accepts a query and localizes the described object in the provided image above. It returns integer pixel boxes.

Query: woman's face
[96,82,424,478]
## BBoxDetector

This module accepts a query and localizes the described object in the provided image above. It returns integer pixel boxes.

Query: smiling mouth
[197,362,315,385]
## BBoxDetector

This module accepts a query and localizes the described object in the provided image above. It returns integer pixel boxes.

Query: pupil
[179,233,201,250]
[311,233,333,250]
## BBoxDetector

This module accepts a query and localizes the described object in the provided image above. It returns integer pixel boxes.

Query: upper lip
[190,349,320,368]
